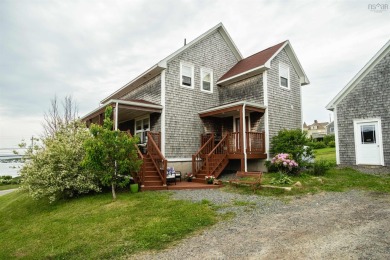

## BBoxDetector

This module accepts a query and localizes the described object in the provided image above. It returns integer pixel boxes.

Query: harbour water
[0,162,23,178]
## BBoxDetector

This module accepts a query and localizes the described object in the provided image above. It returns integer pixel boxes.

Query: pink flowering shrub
[270,153,299,175]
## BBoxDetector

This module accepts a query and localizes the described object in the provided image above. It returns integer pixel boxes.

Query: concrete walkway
[0,188,18,196]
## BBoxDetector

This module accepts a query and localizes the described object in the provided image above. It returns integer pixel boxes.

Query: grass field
[0,184,19,191]
[226,147,390,196]
[314,147,336,163]
[0,191,218,259]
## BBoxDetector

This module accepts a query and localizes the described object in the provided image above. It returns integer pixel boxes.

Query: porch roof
[199,101,266,118]
[82,99,163,123]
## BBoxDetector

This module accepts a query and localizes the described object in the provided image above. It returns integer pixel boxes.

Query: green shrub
[21,121,100,203]
[269,173,293,185]
[328,141,335,148]
[270,129,314,166]
[309,141,327,149]
[0,176,21,185]
[307,160,335,176]
[323,134,335,145]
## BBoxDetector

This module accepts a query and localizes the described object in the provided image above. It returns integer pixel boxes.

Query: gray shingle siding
[219,75,263,105]
[336,51,390,165]
[120,75,161,105]
[164,30,239,158]
[267,49,302,144]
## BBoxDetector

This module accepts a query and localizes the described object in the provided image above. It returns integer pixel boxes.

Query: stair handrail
[192,133,214,175]
[206,134,229,176]
[124,131,145,184]
[147,132,167,185]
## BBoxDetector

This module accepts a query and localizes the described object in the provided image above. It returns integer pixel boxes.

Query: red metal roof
[218,41,287,82]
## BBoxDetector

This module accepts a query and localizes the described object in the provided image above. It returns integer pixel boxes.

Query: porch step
[144,176,162,181]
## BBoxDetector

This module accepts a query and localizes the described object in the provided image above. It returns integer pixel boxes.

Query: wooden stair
[141,155,167,191]
[193,156,229,183]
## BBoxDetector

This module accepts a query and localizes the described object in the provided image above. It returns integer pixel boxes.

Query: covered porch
[192,101,267,178]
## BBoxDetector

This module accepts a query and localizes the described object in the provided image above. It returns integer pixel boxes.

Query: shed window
[279,63,290,89]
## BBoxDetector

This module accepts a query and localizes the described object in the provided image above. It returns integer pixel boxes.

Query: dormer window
[180,62,194,89]
[279,63,290,89]
[201,68,213,93]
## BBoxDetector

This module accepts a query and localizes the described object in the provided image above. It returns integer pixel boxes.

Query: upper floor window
[201,68,213,93]
[279,63,290,89]
[180,62,194,89]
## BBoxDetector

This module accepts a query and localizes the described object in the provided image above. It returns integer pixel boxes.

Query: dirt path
[134,190,390,259]
[0,188,17,196]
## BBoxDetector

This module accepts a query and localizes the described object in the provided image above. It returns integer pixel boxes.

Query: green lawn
[0,191,218,259]
[314,147,336,163]
[225,147,390,196]
[0,184,19,191]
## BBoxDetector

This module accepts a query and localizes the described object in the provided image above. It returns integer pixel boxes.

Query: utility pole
[31,136,34,149]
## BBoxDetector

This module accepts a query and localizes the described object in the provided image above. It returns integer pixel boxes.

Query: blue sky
[0,0,389,148]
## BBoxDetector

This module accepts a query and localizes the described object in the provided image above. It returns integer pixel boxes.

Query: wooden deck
[141,181,223,191]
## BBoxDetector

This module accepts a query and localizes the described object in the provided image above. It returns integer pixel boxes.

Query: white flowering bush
[21,120,100,203]
[270,153,299,175]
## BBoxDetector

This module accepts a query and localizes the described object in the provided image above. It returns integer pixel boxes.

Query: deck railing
[147,132,167,185]
[148,132,161,149]
[246,131,265,154]
[227,131,266,154]
[192,133,214,175]
[206,134,228,176]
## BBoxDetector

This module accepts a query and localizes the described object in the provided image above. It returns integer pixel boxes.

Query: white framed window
[279,62,290,89]
[180,62,194,89]
[135,115,150,143]
[200,68,213,93]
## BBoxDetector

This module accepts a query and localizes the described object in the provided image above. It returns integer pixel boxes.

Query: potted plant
[185,173,195,182]
[205,175,215,184]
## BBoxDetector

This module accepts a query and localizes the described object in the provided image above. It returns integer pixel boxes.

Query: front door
[354,120,383,165]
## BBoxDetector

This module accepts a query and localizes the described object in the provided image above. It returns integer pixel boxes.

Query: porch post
[242,104,247,172]
[114,102,119,130]
[239,106,245,172]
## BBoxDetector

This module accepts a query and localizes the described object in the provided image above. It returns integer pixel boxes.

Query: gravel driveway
[134,189,390,259]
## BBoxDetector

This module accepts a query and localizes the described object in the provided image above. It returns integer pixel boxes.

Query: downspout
[243,103,247,172]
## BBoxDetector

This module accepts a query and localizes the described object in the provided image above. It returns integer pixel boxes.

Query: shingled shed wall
[267,49,302,146]
[164,30,239,158]
[336,52,390,166]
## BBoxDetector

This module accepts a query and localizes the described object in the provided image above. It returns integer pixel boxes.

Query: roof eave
[100,64,166,104]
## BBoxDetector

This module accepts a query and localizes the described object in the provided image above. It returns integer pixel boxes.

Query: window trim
[200,67,213,93]
[180,61,194,89]
[279,62,290,90]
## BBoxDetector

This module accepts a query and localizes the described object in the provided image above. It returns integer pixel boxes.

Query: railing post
[206,156,209,176]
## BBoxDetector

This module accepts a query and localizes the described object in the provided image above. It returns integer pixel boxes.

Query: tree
[270,129,314,166]
[20,120,100,203]
[42,95,78,137]
[83,106,142,200]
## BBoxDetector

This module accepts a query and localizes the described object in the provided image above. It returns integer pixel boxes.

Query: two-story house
[82,23,310,190]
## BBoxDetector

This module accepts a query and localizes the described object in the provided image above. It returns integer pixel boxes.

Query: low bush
[328,141,335,147]
[307,160,335,176]
[270,129,314,166]
[269,153,299,175]
[323,134,335,145]
[0,176,21,185]
[309,141,327,149]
